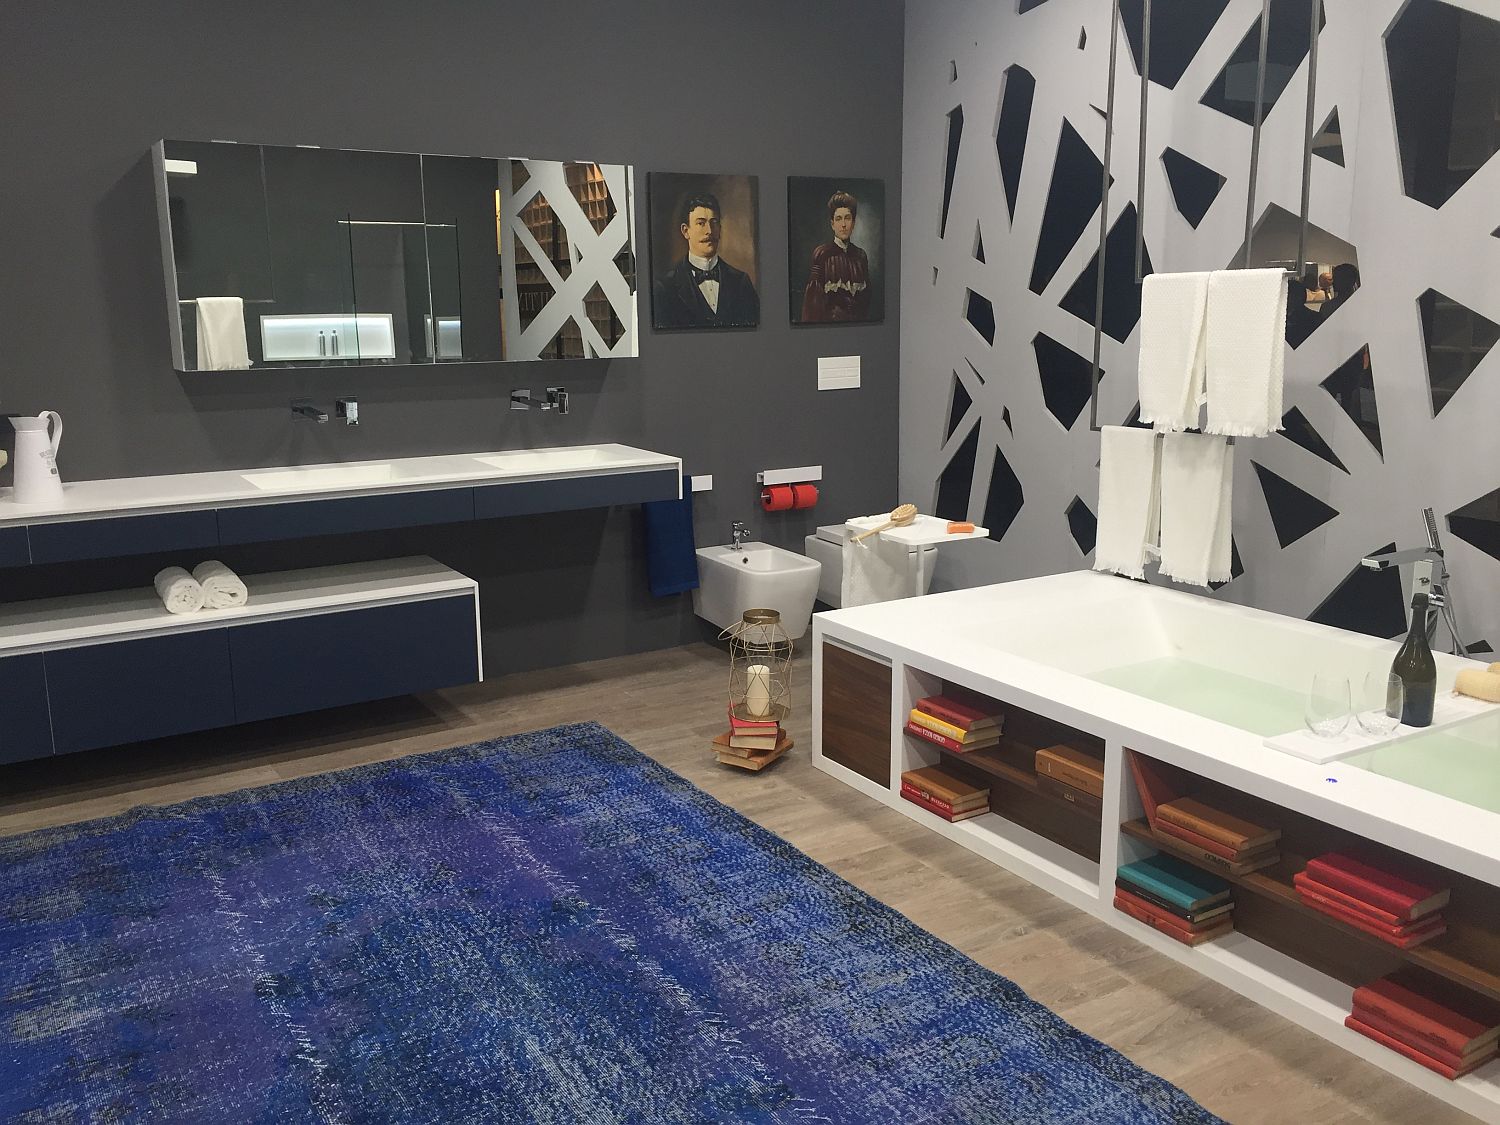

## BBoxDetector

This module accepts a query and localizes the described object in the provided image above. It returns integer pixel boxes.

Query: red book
[1300,894,1446,948]
[1303,852,1450,920]
[1292,872,1404,928]
[1355,975,1500,1058]
[914,694,1002,731]
[903,721,999,755]
[899,780,985,816]
[727,707,778,732]
[1127,750,1181,826]
[900,787,987,823]
[1114,891,1232,947]
[1154,817,1242,860]
[1349,1006,1489,1070]
[1345,1015,1490,1080]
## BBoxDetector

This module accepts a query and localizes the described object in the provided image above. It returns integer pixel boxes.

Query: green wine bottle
[1391,591,1437,727]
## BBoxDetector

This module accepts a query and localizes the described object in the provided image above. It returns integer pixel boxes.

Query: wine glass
[1356,672,1404,737]
[1305,673,1351,738]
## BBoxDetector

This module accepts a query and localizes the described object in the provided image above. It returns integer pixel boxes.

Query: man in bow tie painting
[652,190,761,328]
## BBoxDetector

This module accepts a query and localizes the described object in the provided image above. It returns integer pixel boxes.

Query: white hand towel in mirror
[154,566,206,614]
[1158,433,1234,588]
[1093,426,1162,580]
[1137,272,1210,432]
[1205,269,1287,437]
[193,560,249,609]
[194,297,252,371]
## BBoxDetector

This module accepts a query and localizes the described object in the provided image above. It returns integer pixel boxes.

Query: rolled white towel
[193,560,248,609]
[154,566,206,614]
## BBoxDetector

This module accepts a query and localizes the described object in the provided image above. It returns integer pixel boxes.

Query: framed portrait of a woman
[788,176,885,325]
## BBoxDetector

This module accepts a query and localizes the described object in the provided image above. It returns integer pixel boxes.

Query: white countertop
[0,443,681,526]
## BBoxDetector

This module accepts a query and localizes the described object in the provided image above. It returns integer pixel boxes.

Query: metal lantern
[721,608,793,723]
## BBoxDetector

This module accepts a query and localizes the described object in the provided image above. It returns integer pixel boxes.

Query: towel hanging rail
[1091,0,1322,433]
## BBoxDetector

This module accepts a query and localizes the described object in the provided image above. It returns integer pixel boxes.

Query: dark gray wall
[0,0,904,673]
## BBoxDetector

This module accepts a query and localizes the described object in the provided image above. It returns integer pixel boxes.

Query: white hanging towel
[1093,427,1162,580]
[1204,268,1287,437]
[1158,432,1234,587]
[1137,271,1210,432]
[154,566,206,614]
[192,560,249,609]
[195,297,252,371]
[841,521,913,607]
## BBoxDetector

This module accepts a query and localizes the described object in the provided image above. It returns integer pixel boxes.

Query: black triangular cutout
[946,372,972,440]
[984,445,1025,542]
[1030,120,1110,295]
[940,105,963,239]
[1449,489,1500,565]
[1066,496,1096,555]
[1418,288,1499,417]
[1253,461,1338,548]
[965,357,986,385]
[1313,108,1344,167]
[1059,203,1151,342]
[1162,148,1226,229]
[1201,0,1325,126]
[1078,26,1087,49]
[996,66,1036,224]
[1309,544,1408,639]
[1320,347,1381,456]
[1033,332,1100,429]
[974,222,986,263]
[1001,406,1013,433]
[935,426,980,522]
[1018,0,1050,11]
[1122,0,1231,90]
[1279,407,1347,473]
[966,289,996,345]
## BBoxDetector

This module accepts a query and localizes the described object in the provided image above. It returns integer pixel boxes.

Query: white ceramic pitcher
[10,412,64,505]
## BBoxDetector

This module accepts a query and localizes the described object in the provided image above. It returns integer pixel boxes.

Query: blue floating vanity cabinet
[0,558,481,763]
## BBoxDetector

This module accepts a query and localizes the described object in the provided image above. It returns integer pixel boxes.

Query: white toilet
[693,542,822,641]
[804,524,937,609]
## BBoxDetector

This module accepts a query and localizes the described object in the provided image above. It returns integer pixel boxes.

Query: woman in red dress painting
[800,190,871,322]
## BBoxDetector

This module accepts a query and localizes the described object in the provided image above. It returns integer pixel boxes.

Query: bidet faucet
[731,521,749,551]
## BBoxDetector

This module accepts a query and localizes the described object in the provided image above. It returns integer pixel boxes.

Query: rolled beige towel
[154,566,205,614]
[1455,668,1500,703]
[193,560,248,609]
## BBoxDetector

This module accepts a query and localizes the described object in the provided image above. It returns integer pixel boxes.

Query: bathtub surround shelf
[812,572,1500,1117]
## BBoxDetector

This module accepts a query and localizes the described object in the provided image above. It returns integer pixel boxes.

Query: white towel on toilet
[1158,432,1234,587]
[1205,268,1287,437]
[194,297,252,371]
[154,566,206,614]
[1093,427,1162,580]
[842,523,913,607]
[1137,271,1210,432]
[192,560,249,609]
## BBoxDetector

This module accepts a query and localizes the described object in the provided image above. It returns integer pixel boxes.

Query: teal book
[1118,854,1232,912]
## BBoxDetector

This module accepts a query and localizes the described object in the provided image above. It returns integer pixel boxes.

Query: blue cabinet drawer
[0,653,53,764]
[473,468,679,519]
[27,510,220,564]
[217,488,474,545]
[0,526,29,567]
[228,595,479,723]
[44,630,234,755]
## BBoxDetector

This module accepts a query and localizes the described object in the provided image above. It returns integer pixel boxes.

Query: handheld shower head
[1423,506,1443,554]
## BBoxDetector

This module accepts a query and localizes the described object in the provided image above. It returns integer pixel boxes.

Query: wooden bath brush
[851,503,918,543]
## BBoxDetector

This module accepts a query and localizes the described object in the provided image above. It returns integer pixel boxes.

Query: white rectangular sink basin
[242,464,397,491]
[471,448,616,473]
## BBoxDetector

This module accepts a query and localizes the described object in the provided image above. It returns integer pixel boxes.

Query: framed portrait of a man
[788,176,885,325]
[648,172,760,330]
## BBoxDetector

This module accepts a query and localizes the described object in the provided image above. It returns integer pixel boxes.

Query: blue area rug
[1,722,1220,1123]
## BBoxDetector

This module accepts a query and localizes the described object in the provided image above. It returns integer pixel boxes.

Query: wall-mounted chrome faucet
[336,398,359,426]
[731,521,749,551]
[510,387,569,414]
[291,400,329,424]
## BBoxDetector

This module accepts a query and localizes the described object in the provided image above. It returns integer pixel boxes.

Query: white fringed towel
[193,560,248,609]
[1093,427,1162,580]
[1158,433,1234,588]
[154,566,205,615]
[842,520,913,607]
[1137,271,1210,432]
[194,297,252,371]
[1205,269,1287,437]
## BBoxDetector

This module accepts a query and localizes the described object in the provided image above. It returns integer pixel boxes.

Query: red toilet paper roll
[761,485,795,512]
[790,483,819,510]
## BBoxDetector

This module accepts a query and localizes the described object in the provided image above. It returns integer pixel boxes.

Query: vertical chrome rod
[1135,0,1152,282]
[1090,0,1123,432]
[1295,0,1321,280]
[1242,0,1273,268]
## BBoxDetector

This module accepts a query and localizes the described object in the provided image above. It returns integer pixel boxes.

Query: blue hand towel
[642,483,699,597]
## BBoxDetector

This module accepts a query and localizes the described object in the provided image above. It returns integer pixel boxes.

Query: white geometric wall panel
[900,0,1500,649]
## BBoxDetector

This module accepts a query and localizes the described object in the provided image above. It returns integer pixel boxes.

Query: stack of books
[904,694,1004,754]
[1115,854,1235,946]
[900,766,990,822]
[1034,745,1105,812]
[713,708,793,772]
[1347,971,1500,1079]
[1294,851,1450,948]
[1151,796,1281,875]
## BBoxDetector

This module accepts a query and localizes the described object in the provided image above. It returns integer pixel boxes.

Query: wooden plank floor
[0,641,1477,1124]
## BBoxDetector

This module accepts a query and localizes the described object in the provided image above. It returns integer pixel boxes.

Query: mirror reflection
[155,140,637,371]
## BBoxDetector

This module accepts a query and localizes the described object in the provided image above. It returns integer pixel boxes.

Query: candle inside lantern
[745,663,773,718]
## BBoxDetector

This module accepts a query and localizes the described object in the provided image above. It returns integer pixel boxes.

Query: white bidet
[693,543,822,641]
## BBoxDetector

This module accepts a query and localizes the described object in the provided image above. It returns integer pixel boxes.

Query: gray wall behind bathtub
[0,0,905,673]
